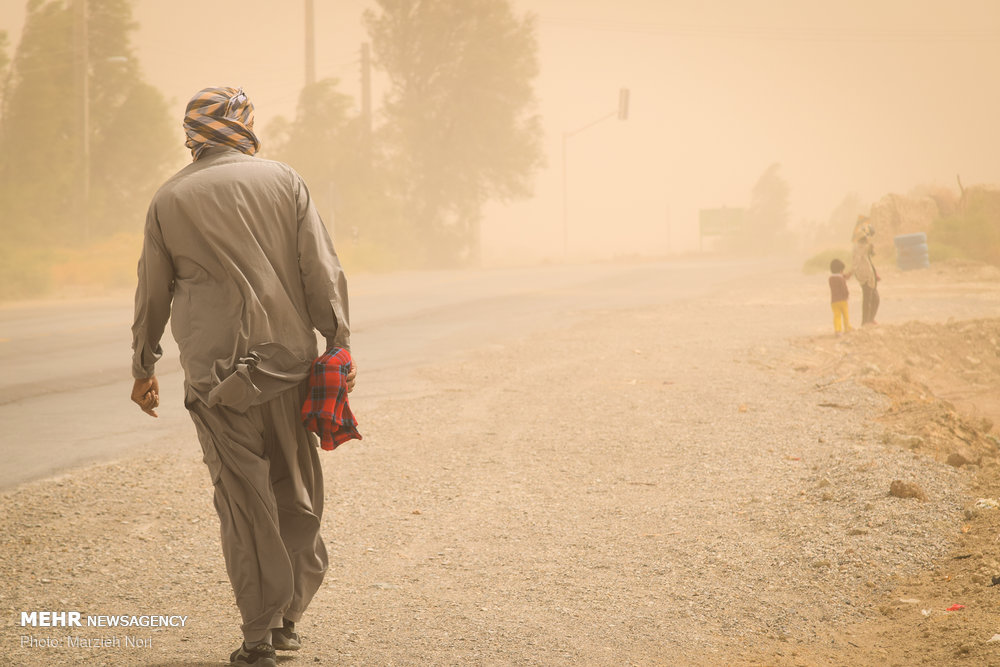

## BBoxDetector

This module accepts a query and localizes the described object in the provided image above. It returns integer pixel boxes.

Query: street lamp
[561,87,629,260]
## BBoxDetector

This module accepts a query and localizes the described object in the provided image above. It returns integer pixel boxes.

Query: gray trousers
[187,382,328,643]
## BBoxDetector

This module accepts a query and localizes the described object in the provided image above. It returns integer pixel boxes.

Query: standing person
[851,216,880,325]
[129,86,355,667]
[828,258,852,335]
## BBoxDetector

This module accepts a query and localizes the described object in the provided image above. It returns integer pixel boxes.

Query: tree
[0,0,176,246]
[739,162,791,253]
[266,79,370,243]
[0,30,10,113]
[930,188,1000,266]
[813,193,864,248]
[364,0,544,267]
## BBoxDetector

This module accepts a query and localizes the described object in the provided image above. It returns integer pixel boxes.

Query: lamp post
[561,87,629,260]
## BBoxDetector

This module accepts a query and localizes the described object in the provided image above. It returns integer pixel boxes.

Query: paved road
[0,259,772,489]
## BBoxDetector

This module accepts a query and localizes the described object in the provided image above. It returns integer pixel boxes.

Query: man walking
[130,86,354,667]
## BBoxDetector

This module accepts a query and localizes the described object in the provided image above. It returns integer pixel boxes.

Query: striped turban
[183,86,261,160]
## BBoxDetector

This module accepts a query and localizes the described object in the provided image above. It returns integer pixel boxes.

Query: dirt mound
[918,257,1000,282]
[791,316,1000,664]
[801,318,1000,468]
[869,192,940,257]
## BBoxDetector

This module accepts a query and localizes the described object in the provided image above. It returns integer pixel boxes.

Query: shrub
[927,243,964,263]
[0,234,143,302]
[0,245,56,301]
[803,248,852,275]
[49,234,142,290]
[929,192,1000,266]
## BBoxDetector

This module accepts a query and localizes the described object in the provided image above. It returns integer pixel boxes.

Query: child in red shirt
[829,258,852,334]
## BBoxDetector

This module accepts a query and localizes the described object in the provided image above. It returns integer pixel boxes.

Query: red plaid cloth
[301,348,361,450]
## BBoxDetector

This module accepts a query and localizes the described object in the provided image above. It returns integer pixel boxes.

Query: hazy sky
[2,1,998,261]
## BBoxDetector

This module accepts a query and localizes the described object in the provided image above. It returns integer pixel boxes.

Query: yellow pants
[832,300,851,333]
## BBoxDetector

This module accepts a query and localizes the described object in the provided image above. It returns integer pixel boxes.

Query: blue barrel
[894,232,927,248]
[894,233,929,270]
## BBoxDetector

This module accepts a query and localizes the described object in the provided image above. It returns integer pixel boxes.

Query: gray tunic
[851,239,877,289]
[131,146,350,409]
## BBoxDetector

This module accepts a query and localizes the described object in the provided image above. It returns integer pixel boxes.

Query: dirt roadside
[1,259,999,666]
[776,264,1000,667]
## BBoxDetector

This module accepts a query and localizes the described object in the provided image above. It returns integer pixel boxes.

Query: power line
[539,16,1000,43]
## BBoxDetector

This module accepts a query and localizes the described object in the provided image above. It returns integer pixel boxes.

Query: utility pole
[561,87,630,260]
[360,42,372,149]
[665,204,672,255]
[304,0,316,86]
[75,0,90,242]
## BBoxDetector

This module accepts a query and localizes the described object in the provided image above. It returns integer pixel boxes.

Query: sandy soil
[1,258,999,666]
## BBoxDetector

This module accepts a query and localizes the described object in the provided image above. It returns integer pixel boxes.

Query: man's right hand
[346,362,357,393]
[131,376,160,418]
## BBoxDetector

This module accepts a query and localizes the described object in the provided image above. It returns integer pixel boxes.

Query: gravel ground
[1,260,998,666]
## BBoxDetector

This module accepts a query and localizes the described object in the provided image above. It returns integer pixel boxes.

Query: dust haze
[3,3,1000,665]
[3,0,998,264]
